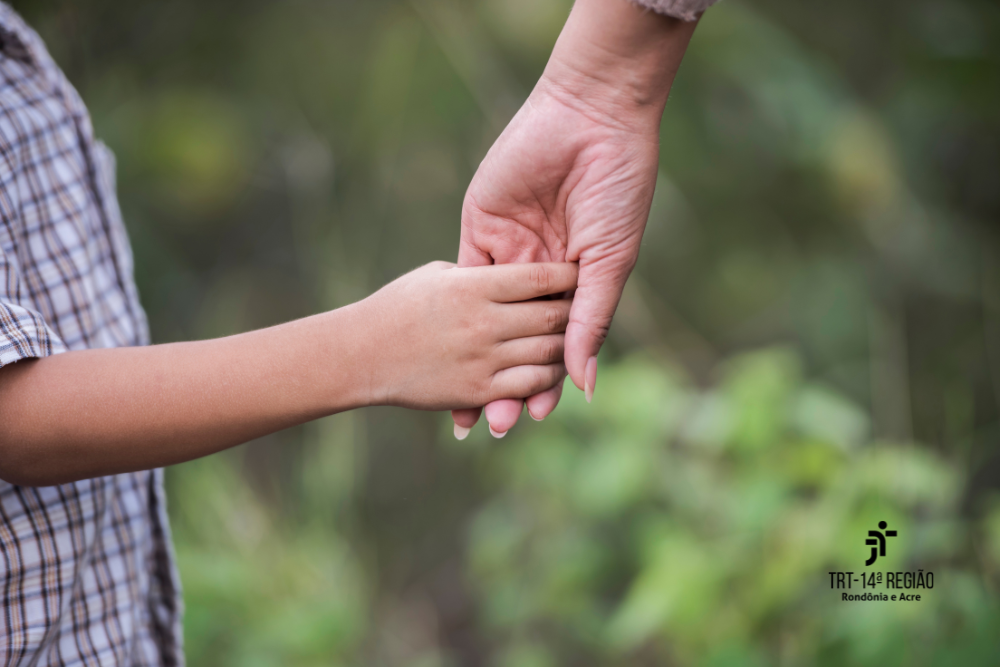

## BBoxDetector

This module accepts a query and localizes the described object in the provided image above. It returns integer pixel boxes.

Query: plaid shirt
[0,5,183,665]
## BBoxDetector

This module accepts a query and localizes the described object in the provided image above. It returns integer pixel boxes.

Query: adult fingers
[484,399,524,437]
[494,334,564,369]
[451,407,482,441]
[525,377,565,421]
[493,299,571,340]
[470,262,578,303]
[564,268,629,400]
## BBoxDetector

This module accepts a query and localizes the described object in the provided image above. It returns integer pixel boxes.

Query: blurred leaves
[466,351,999,665]
[110,91,255,219]
[170,451,368,666]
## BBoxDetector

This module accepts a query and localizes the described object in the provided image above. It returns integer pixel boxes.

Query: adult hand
[452,0,699,437]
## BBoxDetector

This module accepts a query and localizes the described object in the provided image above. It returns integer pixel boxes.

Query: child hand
[358,261,577,411]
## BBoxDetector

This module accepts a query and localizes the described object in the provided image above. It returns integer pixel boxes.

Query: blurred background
[13,0,1000,664]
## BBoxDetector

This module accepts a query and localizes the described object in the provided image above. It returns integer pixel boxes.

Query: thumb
[564,264,629,400]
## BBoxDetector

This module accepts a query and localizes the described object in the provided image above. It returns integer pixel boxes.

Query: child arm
[0,262,576,486]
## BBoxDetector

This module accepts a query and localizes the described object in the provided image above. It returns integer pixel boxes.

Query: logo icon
[865,521,897,566]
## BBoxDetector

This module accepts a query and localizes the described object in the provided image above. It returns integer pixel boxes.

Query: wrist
[331,298,388,409]
[539,0,698,130]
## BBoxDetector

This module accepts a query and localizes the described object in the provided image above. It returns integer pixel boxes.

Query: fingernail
[454,424,471,441]
[584,356,597,403]
[528,410,543,422]
[488,425,507,439]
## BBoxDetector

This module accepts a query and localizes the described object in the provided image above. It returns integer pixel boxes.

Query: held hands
[452,84,661,434]
[358,261,577,415]
[451,0,699,436]
[356,0,698,435]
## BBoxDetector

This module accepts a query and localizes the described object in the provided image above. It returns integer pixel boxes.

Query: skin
[0,261,577,486]
[452,0,699,435]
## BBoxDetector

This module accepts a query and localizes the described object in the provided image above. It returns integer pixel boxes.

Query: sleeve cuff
[0,301,66,368]
[629,0,718,21]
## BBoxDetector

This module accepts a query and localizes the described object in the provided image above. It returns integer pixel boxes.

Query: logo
[829,522,931,601]
[865,521,897,566]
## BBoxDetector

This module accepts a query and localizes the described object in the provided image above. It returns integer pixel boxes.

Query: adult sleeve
[630,0,718,21]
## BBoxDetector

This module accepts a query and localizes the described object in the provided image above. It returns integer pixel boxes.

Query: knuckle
[591,325,610,347]
[572,313,613,346]
[542,337,561,362]
[454,279,476,302]
[478,310,500,339]
[472,321,490,342]
[473,379,491,407]
[462,317,481,342]
[545,305,565,333]
[530,265,551,295]
[529,367,551,394]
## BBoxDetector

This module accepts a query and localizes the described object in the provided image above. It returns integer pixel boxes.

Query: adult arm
[454,0,704,434]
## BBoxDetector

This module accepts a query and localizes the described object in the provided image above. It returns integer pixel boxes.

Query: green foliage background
[15,0,1000,663]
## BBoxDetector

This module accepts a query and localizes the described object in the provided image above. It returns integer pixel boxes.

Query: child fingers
[473,262,579,303]
[495,334,565,368]
[452,407,482,428]
[494,299,572,340]
[489,363,567,401]
[451,407,482,440]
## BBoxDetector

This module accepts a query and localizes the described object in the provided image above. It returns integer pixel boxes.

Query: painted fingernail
[454,424,471,441]
[488,425,507,439]
[584,356,597,403]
